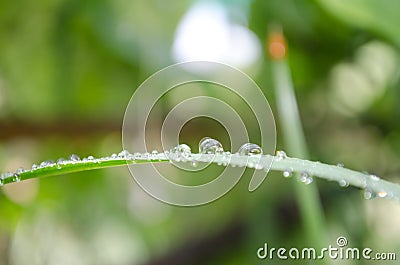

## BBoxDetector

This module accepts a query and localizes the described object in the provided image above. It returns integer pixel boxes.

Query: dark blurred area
[1,0,400,264]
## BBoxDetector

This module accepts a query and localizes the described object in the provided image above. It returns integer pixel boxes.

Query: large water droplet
[238,143,263,156]
[276,150,287,161]
[69,154,80,162]
[199,137,223,154]
[338,179,348,187]
[171,144,192,162]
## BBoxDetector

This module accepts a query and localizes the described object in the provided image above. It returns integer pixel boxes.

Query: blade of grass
[268,27,328,251]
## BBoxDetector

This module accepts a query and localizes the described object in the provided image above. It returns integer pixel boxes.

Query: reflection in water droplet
[276,150,287,161]
[363,189,376,200]
[69,154,80,162]
[238,143,262,156]
[199,137,223,154]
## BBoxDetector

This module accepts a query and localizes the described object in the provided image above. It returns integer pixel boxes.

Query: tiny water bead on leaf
[199,137,224,154]
[283,169,293,178]
[299,171,313,185]
[69,154,80,162]
[238,143,263,156]
[276,150,287,161]
[364,189,377,200]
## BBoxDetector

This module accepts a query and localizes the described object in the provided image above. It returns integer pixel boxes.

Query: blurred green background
[1,0,400,264]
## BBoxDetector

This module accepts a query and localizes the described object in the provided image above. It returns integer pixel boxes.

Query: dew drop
[118,150,130,158]
[363,189,376,200]
[87,156,95,161]
[299,172,313,185]
[337,163,344,168]
[57,158,66,164]
[32,164,38,170]
[0,178,3,187]
[16,167,25,174]
[283,169,293,178]
[40,160,54,168]
[111,153,117,159]
[238,143,263,156]
[338,179,348,187]
[69,154,80,162]
[13,173,20,182]
[369,174,380,181]
[171,144,192,161]
[199,137,223,154]
[276,150,287,161]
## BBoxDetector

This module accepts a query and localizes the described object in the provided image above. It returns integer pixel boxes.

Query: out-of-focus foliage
[0,0,400,264]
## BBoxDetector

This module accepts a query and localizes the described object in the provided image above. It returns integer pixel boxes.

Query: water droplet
[369,174,380,181]
[199,137,223,154]
[40,160,54,168]
[151,150,158,155]
[69,154,80,162]
[13,173,20,182]
[299,172,313,185]
[276,150,287,161]
[238,143,263,156]
[338,179,348,187]
[32,164,38,170]
[87,156,95,161]
[337,163,344,168]
[363,189,376,200]
[171,144,192,161]
[111,153,117,159]
[0,178,3,187]
[16,167,25,174]
[283,169,293,178]
[118,150,130,158]
[57,158,66,164]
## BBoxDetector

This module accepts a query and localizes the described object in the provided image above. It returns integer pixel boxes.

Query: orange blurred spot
[267,31,287,60]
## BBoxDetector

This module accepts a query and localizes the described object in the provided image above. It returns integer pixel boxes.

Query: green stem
[1,153,399,203]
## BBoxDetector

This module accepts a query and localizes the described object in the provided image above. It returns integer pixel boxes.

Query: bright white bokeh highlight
[172,1,261,68]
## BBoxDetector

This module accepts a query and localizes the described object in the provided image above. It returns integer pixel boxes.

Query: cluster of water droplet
[0,136,397,202]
